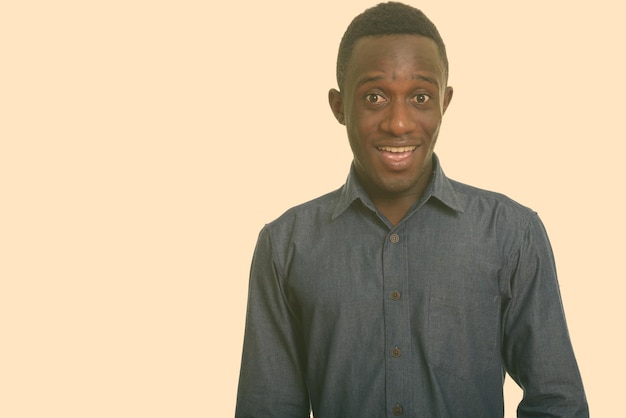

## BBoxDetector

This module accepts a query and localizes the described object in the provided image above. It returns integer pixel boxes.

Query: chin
[377,175,421,195]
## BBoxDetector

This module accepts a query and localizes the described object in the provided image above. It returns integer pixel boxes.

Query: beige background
[2,1,624,416]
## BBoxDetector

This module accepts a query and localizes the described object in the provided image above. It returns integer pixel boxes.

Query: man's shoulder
[448,178,537,219]
[267,186,343,228]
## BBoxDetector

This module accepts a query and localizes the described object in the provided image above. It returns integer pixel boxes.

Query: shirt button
[392,403,403,415]
[391,290,401,301]
[389,233,400,243]
[391,346,401,358]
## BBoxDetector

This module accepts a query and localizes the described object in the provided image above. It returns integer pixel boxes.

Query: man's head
[328,2,453,203]
[336,1,449,90]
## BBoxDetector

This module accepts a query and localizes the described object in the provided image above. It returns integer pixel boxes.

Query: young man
[236,2,588,417]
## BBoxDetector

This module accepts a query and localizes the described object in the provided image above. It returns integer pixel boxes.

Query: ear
[328,88,345,125]
[442,86,453,114]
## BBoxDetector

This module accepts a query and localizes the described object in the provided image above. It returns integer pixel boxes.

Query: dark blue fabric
[236,155,588,417]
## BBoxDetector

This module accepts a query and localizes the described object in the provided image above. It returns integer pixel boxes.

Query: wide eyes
[364,93,431,106]
[365,93,385,104]
[413,94,430,104]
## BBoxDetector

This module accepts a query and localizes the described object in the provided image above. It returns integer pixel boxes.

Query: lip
[376,145,418,169]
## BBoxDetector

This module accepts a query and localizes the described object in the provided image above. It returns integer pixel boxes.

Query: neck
[363,173,433,227]
[371,193,421,227]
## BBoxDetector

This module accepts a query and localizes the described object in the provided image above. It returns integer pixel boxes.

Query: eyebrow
[412,74,439,87]
[355,75,385,89]
[355,74,439,89]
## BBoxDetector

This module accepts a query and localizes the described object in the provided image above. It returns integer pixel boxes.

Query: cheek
[352,112,381,138]
[420,113,443,137]
[346,114,374,144]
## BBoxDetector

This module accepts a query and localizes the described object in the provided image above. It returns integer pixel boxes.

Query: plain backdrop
[2,1,624,416]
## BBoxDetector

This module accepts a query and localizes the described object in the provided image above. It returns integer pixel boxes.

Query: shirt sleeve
[235,226,310,418]
[501,213,589,417]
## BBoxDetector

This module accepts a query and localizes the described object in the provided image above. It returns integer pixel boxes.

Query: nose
[381,100,417,136]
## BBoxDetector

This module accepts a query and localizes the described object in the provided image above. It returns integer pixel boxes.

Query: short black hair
[336,2,449,89]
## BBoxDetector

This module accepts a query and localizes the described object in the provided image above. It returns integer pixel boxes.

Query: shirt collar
[331,154,464,220]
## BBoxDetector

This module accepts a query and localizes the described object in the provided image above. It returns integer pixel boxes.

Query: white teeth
[378,146,417,153]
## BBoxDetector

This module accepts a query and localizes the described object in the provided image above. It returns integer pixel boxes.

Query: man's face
[329,35,453,199]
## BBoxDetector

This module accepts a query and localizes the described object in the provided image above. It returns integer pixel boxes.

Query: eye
[413,94,430,104]
[365,93,386,104]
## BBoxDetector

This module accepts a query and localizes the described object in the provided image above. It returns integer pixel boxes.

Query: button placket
[383,228,409,417]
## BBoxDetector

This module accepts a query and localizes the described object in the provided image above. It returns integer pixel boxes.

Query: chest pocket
[427,286,500,379]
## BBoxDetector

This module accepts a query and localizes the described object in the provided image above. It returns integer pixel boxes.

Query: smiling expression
[329,34,453,202]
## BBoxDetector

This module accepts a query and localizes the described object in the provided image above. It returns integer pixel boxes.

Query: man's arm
[502,213,589,417]
[235,226,310,417]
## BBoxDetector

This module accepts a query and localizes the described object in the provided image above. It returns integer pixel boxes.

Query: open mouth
[376,145,417,166]
[377,146,417,153]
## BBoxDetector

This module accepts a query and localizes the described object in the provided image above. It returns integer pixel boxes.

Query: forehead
[345,35,445,87]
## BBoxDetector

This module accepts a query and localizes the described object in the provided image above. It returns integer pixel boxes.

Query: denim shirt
[236,155,588,417]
